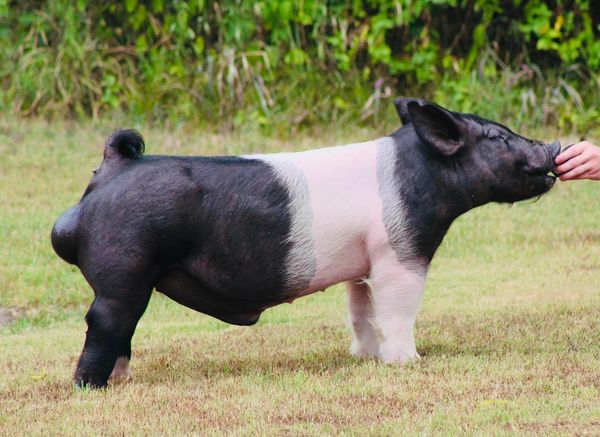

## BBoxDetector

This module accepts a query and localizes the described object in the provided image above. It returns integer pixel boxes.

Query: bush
[1,0,598,132]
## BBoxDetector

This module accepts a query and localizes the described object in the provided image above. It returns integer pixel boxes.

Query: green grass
[1,118,599,435]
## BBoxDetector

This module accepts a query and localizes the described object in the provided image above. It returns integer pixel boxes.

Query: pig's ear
[394,97,428,125]
[407,102,466,156]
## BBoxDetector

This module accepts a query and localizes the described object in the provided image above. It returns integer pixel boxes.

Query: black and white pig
[51,99,560,388]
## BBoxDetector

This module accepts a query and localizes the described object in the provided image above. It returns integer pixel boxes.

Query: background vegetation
[1,0,599,133]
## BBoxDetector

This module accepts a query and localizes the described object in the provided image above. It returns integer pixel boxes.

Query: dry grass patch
[2,301,599,435]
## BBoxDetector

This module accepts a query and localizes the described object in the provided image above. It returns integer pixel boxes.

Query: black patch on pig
[77,155,294,309]
[389,101,556,261]
[54,147,295,387]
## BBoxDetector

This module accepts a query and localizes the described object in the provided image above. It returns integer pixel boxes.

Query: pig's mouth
[526,170,556,190]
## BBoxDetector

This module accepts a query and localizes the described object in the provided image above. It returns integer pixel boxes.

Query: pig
[51,99,560,388]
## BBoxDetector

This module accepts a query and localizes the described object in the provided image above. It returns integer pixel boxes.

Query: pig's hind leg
[347,280,379,358]
[369,253,427,363]
[74,258,155,388]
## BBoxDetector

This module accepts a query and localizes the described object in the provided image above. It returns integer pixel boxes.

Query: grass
[1,116,599,435]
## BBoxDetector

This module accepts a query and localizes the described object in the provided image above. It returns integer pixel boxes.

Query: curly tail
[106,129,145,159]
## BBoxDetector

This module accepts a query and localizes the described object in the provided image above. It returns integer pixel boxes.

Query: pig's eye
[92,168,98,175]
[487,129,503,140]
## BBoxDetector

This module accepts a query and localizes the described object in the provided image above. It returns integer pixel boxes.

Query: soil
[0,307,15,327]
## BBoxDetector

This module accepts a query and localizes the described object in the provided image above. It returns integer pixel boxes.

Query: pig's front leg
[370,253,427,363]
[347,280,379,358]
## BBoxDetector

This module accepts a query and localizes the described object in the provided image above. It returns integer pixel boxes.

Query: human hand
[554,141,600,181]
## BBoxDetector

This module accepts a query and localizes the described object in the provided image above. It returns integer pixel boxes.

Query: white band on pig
[376,138,415,262]
[264,159,317,292]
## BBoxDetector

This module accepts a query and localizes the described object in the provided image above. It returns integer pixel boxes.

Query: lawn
[1,118,599,435]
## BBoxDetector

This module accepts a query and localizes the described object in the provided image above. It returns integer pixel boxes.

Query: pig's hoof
[380,348,420,364]
[350,340,379,358]
[73,377,108,390]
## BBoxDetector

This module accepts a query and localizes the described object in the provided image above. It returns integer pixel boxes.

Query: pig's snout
[548,140,561,160]
[546,140,562,176]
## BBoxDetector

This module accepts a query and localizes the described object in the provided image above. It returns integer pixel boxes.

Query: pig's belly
[302,233,372,293]
[302,185,382,294]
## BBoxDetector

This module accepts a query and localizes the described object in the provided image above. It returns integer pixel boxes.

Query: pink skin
[290,142,381,292]
[261,139,425,362]
[347,280,379,358]
[369,250,425,362]
[270,140,398,294]
[555,141,600,181]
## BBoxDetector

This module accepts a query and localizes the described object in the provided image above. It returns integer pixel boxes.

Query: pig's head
[394,98,560,204]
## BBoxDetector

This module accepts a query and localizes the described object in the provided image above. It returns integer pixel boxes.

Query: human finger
[559,162,592,181]
[573,164,600,180]
[555,152,589,175]
[554,143,584,165]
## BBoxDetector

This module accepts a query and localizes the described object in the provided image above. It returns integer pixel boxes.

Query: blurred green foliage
[0,0,598,132]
